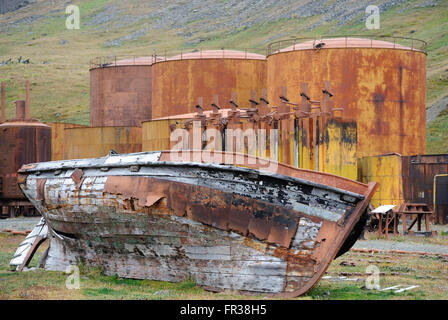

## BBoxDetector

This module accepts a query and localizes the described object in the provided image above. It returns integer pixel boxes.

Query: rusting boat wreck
[17,150,376,297]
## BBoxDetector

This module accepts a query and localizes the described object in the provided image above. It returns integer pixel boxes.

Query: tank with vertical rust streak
[151,50,267,119]
[267,37,427,158]
[90,57,162,127]
[0,101,52,213]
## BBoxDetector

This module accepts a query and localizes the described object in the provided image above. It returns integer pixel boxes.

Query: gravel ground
[353,239,448,255]
[0,217,41,231]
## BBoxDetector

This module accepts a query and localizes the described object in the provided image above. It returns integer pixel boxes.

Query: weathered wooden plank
[45,235,291,292]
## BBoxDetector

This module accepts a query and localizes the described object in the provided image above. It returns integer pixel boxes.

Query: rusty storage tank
[151,50,266,119]
[90,56,162,127]
[0,99,51,217]
[63,126,142,160]
[267,37,427,158]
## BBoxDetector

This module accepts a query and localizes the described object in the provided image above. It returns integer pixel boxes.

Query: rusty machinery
[170,81,350,174]
[0,81,51,218]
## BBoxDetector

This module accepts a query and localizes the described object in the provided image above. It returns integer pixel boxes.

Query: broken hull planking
[18,151,376,296]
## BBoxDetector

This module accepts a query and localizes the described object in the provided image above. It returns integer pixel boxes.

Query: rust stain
[90,65,152,127]
[64,126,142,160]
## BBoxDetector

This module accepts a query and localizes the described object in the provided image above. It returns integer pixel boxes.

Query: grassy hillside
[0,0,447,152]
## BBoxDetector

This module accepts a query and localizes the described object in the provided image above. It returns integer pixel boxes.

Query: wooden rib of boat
[17,150,377,297]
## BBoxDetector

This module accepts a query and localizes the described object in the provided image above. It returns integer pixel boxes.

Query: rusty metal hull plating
[18,151,376,296]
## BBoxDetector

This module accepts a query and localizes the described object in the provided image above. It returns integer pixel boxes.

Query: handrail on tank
[89,47,266,69]
[266,35,427,55]
[89,35,427,69]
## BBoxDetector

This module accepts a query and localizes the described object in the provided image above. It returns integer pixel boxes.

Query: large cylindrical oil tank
[63,126,142,159]
[267,37,427,158]
[0,115,51,201]
[142,119,177,152]
[90,57,160,127]
[151,50,266,119]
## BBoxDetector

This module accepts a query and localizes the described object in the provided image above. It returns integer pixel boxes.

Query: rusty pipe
[25,80,30,120]
[15,100,26,120]
[1,82,5,122]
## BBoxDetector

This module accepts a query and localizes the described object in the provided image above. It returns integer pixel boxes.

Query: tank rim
[266,35,427,56]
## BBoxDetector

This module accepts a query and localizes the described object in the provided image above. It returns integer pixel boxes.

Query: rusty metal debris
[351,248,448,258]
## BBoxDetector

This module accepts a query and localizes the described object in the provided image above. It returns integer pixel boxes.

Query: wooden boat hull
[18,151,377,296]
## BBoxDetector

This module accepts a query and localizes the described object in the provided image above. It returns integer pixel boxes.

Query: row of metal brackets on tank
[171,81,345,166]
